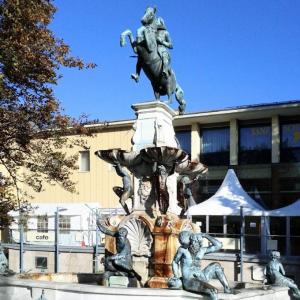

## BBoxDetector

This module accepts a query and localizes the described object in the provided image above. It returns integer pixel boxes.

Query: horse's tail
[175,84,186,115]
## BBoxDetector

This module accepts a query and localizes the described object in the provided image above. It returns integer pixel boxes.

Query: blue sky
[51,0,300,121]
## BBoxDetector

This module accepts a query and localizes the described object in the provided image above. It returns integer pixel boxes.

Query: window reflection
[281,123,300,163]
[269,217,286,255]
[291,217,300,256]
[175,130,191,155]
[239,124,271,164]
[200,127,230,166]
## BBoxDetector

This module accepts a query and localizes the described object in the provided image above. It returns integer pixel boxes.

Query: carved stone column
[131,101,180,215]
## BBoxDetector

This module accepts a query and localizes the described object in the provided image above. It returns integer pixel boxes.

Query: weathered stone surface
[131,101,181,216]
[0,277,290,300]
[252,266,265,281]
[132,257,150,285]
[109,276,129,287]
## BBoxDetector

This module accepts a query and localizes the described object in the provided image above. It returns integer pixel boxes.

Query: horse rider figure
[121,6,186,114]
[156,17,173,78]
[131,15,173,82]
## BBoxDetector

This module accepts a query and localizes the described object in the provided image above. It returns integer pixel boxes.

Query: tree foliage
[0,0,95,228]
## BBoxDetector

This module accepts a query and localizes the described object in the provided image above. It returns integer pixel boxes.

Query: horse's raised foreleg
[175,84,186,114]
[120,30,137,53]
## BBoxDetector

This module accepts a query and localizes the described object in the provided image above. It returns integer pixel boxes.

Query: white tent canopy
[266,199,300,217]
[187,169,266,216]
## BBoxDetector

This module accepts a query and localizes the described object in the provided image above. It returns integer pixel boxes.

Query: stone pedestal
[147,214,198,288]
[131,101,181,215]
[131,101,178,151]
[108,276,129,287]
[103,213,198,288]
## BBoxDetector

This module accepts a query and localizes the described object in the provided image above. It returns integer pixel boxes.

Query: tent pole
[260,215,267,255]
[286,216,290,256]
[240,206,244,283]
[206,215,209,233]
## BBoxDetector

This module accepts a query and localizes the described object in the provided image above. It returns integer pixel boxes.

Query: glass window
[175,130,191,155]
[80,151,90,172]
[37,215,48,233]
[269,217,286,255]
[35,257,48,269]
[281,123,300,163]
[239,124,271,164]
[59,215,71,234]
[291,217,300,256]
[227,216,240,235]
[270,217,286,235]
[200,127,230,166]
[245,216,261,254]
[193,216,206,233]
[209,216,223,234]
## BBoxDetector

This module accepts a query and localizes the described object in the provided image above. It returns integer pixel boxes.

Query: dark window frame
[200,126,230,166]
[280,121,300,163]
[35,256,48,269]
[37,215,48,233]
[79,150,90,172]
[238,123,271,164]
[59,215,71,234]
[175,129,191,156]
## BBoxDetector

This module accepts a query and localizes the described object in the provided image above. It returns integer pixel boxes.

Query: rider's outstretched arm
[201,233,222,254]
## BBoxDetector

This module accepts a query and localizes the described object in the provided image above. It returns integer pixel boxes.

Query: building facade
[174,100,300,210]
[3,100,300,277]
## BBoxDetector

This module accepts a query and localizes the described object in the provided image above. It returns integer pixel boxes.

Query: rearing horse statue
[120,7,186,114]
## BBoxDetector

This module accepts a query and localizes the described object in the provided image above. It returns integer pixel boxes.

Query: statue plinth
[148,214,198,288]
[131,100,178,151]
[131,101,181,215]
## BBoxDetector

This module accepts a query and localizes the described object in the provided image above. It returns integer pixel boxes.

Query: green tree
[0,0,95,227]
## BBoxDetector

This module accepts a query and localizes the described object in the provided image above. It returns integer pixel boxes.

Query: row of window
[176,121,300,166]
[194,215,300,255]
[78,121,300,172]
[37,215,71,234]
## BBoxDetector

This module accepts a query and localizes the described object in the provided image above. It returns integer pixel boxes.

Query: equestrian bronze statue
[120,7,186,114]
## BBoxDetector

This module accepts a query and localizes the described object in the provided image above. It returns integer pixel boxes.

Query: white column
[230,119,238,165]
[191,123,200,160]
[272,116,280,163]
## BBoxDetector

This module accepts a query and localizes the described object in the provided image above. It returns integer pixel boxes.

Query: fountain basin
[0,277,290,300]
[18,272,103,285]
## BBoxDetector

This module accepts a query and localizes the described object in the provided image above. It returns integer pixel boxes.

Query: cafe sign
[27,231,55,242]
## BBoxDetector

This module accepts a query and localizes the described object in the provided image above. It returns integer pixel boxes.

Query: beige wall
[9,249,55,273]
[8,249,104,274]
[26,126,133,208]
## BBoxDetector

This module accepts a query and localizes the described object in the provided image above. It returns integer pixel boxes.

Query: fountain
[94,100,208,288]
[0,5,293,300]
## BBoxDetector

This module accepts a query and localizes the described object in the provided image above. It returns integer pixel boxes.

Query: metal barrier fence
[5,228,105,274]
[3,221,300,275]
